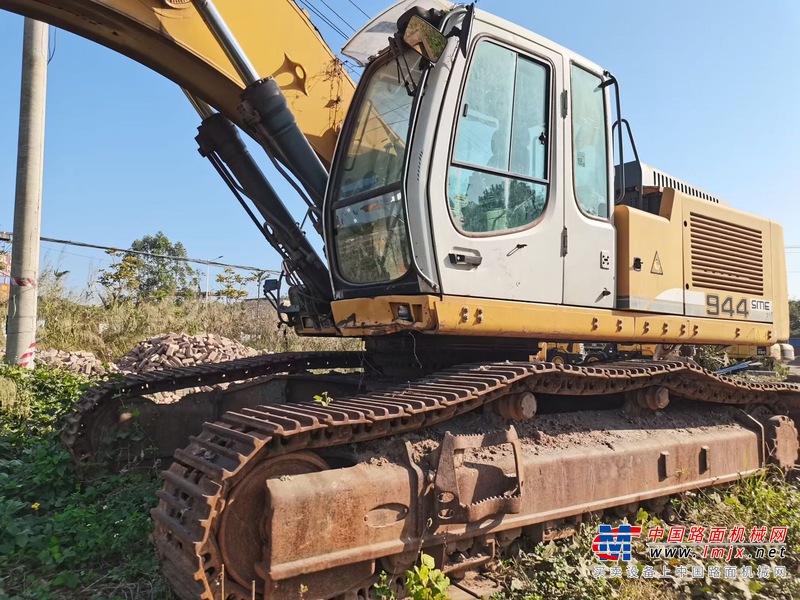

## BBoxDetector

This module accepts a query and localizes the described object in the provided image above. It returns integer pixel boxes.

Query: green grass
[490,472,800,600]
[0,365,170,600]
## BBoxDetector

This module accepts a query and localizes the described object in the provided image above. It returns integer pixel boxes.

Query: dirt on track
[356,400,741,468]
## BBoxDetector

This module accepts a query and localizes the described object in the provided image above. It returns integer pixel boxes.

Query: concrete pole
[6,19,48,368]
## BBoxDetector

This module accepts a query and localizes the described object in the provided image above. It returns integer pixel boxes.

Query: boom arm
[0,0,355,165]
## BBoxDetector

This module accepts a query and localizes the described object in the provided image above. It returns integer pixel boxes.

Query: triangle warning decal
[651,251,663,275]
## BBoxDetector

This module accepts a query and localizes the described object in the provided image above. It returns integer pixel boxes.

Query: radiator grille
[689,213,764,295]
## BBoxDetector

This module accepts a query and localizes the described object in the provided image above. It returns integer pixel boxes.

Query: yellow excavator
[2,1,799,598]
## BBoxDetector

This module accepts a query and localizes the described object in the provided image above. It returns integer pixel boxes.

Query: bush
[35,266,361,360]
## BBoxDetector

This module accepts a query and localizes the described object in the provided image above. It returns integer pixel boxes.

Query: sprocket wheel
[763,415,800,469]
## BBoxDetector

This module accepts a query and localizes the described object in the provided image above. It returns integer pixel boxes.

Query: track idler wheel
[583,352,607,364]
[217,452,329,596]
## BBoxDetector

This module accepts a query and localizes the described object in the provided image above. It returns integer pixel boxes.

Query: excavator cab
[326,3,617,313]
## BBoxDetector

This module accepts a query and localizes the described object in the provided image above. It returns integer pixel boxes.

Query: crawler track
[149,359,800,599]
[61,351,366,463]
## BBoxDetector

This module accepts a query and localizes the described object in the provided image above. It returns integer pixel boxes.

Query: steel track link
[60,351,367,462]
[151,359,800,599]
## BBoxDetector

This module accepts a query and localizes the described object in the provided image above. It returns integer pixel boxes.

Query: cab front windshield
[332,50,422,285]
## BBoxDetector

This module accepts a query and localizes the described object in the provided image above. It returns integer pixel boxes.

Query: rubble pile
[114,332,258,374]
[36,349,116,377]
[36,334,258,402]
[107,333,258,403]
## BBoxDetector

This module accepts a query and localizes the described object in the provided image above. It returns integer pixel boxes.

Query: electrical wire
[297,0,349,41]
[342,59,362,76]
[47,27,57,64]
[346,0,371,19]
[0,231,278,274]
[317,0,357,33]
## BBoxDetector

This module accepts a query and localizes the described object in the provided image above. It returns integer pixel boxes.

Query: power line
[342,59,362,76]
[41,243,115,264]
[0,231,279,275]
[47,27,57,64]
[346,0,371,19]
[297,0,349,40]
[317,0,357,34]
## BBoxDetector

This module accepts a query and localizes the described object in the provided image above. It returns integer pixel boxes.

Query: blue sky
[0,0,799,298]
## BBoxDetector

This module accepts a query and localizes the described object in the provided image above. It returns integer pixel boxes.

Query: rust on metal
[434,428,524,523]
[146,358,800,599]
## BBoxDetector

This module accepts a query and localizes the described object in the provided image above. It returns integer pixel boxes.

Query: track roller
[629,385,670,410]
[494,392,537,421]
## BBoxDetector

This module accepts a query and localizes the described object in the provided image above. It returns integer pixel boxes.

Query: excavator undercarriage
[59,350,800,599]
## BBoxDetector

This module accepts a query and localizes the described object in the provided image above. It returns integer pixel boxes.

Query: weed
[0,364,171,599]
[34,266,362,360]
[761,356,789,379]
[374,571,397,600]
[693,345,728,371]
[490,470,800,600]
[313,390,332,407]
[489,528,616,600]
[404,553,450,600]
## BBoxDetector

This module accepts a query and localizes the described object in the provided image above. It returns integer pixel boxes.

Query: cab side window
[571,65,609,218]
[448,42,550,234]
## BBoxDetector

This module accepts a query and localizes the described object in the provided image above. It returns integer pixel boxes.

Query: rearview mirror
[402,15,447,63]
[263,278,280,293]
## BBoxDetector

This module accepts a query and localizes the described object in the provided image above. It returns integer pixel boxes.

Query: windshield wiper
[388,36,418,96]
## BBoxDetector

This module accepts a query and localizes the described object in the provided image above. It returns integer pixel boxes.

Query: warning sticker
[651,252,663,275]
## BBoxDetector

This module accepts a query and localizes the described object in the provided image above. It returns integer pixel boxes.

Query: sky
[0,0,799,299]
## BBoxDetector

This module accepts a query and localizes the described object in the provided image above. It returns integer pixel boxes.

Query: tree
[789,299,800,338]
[214,267,256,302]
[98,232,200,303]
[97,252,141,302]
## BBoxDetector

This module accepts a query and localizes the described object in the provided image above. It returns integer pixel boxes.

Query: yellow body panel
[331,295,777,345]
[615,193,684,314]
[679,192,775,322]
[0,0,354,163]
[616,188,785,327]
[769,222,790,340]
[724,344,769,360]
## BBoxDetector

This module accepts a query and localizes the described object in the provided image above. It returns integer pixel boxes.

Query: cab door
[562,63,616,308]
[430,34,565,304]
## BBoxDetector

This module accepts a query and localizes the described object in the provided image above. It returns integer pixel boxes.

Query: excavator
[3,1,800,598]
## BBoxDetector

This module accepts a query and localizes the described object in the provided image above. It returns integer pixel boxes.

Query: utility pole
[6,19,48,368]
